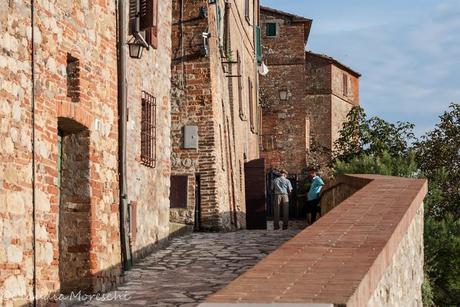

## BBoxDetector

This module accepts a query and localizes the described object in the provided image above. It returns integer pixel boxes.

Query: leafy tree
[334,106,368,161]
[424,213,460,305]
[413,103,460,305]
[334,150,417,177]
[414,103,460,219]
[334,106,416,162]
[333,106,416,176]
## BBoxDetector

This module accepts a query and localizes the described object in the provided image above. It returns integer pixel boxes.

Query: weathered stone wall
[0,1,34,305]
[125,0,172,260]
[367,204,424,307]
[331,95,354,149]
[1,0,122,304]
[171,0,259,230]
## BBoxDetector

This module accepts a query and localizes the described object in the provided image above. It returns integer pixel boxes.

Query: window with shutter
[248,77,255,132]
[216,4,222,49]
[128,0,139,34]
[129,0,158,48]
[255,26,262,63]
[237,52,244,119]
[245,0,250,23]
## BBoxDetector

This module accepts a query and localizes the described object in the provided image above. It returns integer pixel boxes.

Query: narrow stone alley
[76,222,306,307]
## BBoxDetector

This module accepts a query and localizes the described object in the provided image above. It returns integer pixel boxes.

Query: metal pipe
[30,0,37,305]
[116,0,132,270]
[180,0,185,87]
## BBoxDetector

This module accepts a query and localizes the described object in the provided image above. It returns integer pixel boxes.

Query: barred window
[141,91,156,167]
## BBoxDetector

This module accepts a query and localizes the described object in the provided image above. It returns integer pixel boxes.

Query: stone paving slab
[74,221,306,307]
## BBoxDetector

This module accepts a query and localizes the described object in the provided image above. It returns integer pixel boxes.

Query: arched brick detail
[57,101,93,130]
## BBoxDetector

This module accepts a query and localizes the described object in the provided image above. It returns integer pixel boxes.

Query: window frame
[245,0,250,23]
[140,91,157,168]
[265,22,277,37]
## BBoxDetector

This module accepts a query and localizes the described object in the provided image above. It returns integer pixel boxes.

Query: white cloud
[306,0,460,136]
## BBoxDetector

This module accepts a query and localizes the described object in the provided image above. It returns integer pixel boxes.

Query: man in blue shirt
[271,170,293,230]
[306,167,324,224]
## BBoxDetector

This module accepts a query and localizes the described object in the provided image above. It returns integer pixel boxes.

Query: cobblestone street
[77,221,306,307]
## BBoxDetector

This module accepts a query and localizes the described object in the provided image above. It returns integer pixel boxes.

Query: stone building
[0,0,171,305]
[124,0,172,261]
[259,6,360,174]
[170,0,262,230]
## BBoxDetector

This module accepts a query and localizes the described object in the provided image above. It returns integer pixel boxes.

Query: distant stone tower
[259,6,360,174]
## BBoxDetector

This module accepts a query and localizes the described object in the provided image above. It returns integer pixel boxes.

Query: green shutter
[216,5,222,48]
[256,26,262,63]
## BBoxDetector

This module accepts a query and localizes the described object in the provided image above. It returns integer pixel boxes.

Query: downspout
[116,0,132,270]
[31,0,37,305]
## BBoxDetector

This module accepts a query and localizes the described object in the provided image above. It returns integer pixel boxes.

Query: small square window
[266,23,277,37]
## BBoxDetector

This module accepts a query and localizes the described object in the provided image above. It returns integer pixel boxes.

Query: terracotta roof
[260,6,312,23]
[306,51,361,77]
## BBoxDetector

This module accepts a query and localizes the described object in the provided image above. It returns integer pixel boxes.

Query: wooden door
[245,158,266,229]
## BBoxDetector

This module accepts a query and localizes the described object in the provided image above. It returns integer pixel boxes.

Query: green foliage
[413,103,460,305]
[424,213,460,305]
[422,275,435,307]
[333,106,417,177]
[334,150,417,177]
[334,106,415,162]
[414,103,460,219]
[334,106,368,161]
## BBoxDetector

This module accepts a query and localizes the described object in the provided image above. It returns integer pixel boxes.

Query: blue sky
[261,0,460,136]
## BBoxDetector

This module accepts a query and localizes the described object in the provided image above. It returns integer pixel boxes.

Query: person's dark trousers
[274,194,289,229]
[307,198,320,224]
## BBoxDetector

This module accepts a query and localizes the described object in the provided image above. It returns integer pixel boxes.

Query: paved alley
[76,221,306,307]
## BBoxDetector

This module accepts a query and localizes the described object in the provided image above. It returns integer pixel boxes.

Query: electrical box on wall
[183,125,198,149]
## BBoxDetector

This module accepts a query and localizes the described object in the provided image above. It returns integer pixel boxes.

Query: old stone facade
[170,0,261,230]
[0,0,172,305]
[259,7,360,174]
[124,0,172,261]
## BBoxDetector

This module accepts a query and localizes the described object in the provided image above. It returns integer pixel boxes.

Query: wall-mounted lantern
[279,89,290,101]
[128,33,149,59]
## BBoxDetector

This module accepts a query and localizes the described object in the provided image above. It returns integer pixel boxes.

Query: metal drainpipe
[117,0,132,270]
[30,0,37,305]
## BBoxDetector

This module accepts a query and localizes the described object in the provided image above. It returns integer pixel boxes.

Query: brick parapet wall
[202,175,427,306]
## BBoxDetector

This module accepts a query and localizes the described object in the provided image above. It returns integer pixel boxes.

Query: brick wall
[1,0,122,304]
[259,8,309,173]
[260,12,360,174]
[170,0,259,230]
